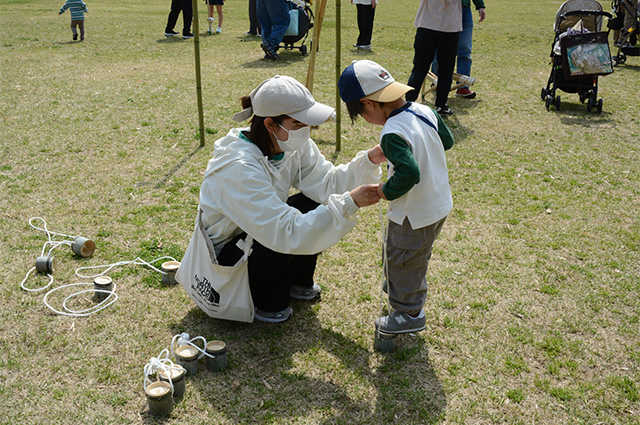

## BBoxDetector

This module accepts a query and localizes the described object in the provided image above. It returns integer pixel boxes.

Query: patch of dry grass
[0,0,638,424]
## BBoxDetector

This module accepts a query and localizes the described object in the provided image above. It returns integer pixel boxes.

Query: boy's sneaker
[375,310,426,334]
[455,87,476,99]
[165,30,179,36]
[290,283,321,300]
[182,32,194,39]
[254,306,293,323]
[435,105,453,116]
[354,44,372,50]
[73,34,78,41]
[216,27,222,34]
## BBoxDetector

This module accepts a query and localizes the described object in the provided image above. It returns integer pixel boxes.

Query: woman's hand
[350,184,381,207]
[377,183,387,200]
[367,144,386,164]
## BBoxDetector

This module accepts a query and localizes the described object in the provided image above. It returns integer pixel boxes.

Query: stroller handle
[560,10,613,20]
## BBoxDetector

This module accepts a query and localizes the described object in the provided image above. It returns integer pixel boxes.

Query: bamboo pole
[305,0,327,91]
[192,0,206,147]
[335,0,341,151]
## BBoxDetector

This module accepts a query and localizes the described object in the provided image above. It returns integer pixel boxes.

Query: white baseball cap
[232,75,335,126]
[338,60,412,103]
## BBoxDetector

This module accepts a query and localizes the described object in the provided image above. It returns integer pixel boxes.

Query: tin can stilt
[205,340,227,372]
[374,330,397,353]
[159,366,186,400]
[145,381,174,416]
[174,345,199,376]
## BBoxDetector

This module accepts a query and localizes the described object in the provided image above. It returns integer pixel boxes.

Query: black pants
[217,193,320,312]
[248,0,261,34]
[166,0,193,35]
[406,27,459,108]
[356,4,376,46]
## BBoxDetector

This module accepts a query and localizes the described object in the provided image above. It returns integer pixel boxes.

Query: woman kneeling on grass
[198,75,384,323]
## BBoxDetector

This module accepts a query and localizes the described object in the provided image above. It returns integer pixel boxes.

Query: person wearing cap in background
[198,75,384,323]
[339,60,453,334]
[406,0,462,115]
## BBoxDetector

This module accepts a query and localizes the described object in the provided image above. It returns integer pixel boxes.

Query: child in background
[338,60,454,334]
[58,0,88,41]
[205,0,225,34]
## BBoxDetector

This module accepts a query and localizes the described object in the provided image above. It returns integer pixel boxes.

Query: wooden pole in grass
[305,0,327,91]
[334,0,341,151]
[192,0,206,147]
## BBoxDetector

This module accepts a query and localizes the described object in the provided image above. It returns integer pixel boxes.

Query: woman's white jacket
[199,128,382,256]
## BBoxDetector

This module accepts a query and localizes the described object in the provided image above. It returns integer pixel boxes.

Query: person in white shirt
[352,0,377,50]
[198,75,384,322]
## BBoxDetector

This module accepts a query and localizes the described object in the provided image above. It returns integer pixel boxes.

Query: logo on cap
[379,70,391,81]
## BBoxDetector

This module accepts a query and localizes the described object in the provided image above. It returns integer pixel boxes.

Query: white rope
[376,202,392,339]
[42,282,118,317]
[143,349,182,394]
[171,332,216,359]
[20,267,54,292]
[75,256,177,279]
[29,216,77,241]
[20,217,79,292]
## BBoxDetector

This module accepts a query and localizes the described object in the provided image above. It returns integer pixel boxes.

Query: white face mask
[274,125,310,152]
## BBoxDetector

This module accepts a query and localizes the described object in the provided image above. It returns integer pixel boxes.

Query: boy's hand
[377,183,387,201]
[350,184,381,207]
[367,144,386,164]
[57,11,61,15]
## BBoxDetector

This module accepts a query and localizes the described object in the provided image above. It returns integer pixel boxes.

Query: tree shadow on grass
[166,301,446,424]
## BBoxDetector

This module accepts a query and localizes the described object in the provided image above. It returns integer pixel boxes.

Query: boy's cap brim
[364,81,413,103]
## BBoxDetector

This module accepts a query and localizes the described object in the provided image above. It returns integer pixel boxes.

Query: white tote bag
[175,209,255,323]
[285,6,299,37]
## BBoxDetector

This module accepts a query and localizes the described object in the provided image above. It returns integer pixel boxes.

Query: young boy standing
[58,0,88,41]
[338,60,453,334]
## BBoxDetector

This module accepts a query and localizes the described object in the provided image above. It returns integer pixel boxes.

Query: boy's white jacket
[199,128,382,256]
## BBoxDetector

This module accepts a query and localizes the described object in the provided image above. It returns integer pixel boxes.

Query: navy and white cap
[233,75,335,126]
[338,60,412,103]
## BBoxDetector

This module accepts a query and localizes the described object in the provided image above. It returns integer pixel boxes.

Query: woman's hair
[240,95,286,157]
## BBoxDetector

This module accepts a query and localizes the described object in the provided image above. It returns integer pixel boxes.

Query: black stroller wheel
[301,44,307,56]
[596,98,603,113]
[541,87,548,101]
[555,95,561,111]
[545,96,552,110]
[586,97,594,112]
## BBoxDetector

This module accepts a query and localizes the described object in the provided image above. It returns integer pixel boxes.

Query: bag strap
[197,208,253,266]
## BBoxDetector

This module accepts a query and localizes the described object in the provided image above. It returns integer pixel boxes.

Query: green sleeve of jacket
[433,109,455,149]
[472,0,486,10]
[380,133,420,201]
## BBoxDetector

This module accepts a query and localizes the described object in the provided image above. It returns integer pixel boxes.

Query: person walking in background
[205,0,225,35]
[257,0,290,60]
[339,60,453,334]
[165,0,194,39]
[352,0,377,50]
[431,0,486,99]
[247,0,262,36]
[57,0,88,42]
[406,0,462,116]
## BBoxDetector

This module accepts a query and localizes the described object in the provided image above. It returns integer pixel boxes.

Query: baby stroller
[279,0,314,56]
[609,0,640,65]
[541,0,613,112]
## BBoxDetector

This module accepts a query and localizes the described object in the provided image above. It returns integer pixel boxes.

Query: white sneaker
[216,27,222,34]
[254,306,293,323]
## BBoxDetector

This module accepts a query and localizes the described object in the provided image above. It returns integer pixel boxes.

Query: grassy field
[1,0,639,423]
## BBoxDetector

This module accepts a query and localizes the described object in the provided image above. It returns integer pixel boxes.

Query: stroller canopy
[555,0,604,33]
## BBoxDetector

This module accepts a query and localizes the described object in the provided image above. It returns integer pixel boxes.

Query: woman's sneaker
[435,105,453,116]
[254,306,293,323]
[375,310,426,334]
[290,283,321,300]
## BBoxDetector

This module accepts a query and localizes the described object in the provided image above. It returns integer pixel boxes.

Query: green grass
[1,0,639,423]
